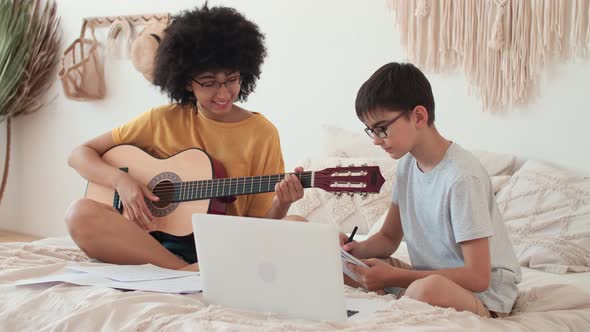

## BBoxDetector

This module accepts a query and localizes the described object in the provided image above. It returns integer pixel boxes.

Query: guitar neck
[156,171,314,202]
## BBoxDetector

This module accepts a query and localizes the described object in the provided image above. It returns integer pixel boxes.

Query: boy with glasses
[341,62,521,318]
[65,4,304,272]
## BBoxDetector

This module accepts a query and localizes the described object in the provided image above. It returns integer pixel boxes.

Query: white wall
[0,0,588,237]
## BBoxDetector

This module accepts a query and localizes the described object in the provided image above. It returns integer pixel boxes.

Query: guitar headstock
[313,165,385,196]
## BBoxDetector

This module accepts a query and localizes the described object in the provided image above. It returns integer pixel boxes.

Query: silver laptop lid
[192,213,346,321]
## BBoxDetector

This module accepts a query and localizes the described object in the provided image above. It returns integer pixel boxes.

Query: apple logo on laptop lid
[258,262,278,283]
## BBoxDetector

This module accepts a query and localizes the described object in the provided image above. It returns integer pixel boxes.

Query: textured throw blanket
[1,239,589,331]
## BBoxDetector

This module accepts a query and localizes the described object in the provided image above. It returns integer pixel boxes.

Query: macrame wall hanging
[387,0,590,111]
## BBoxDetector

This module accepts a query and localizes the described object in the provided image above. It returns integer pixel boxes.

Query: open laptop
[192,214,384,322]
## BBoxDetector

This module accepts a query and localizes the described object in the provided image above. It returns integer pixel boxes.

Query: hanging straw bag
[57,20,106,101]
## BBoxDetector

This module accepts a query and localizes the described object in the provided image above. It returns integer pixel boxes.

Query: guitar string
[117,169,371,194]
[143,171,369,192]
[112,171,372,200]
[147,176,368,193]
[151,182,317,195]
[135,178,369,200]
[149,184,369,200]
[148,174,313,191]
[147,172,310,188]
[149,175,316,198]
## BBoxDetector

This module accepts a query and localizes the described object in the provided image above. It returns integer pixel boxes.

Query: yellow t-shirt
[112,104,285,217]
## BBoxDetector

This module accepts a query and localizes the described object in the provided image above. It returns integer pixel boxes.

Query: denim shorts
[149,231,198,264]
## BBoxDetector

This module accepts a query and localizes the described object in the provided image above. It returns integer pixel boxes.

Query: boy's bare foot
[179,263,199,272]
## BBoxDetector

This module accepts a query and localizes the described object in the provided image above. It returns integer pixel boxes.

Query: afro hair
[153,4,267,107]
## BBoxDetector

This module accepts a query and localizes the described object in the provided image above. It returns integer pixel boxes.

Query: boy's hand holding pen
[340,226,358,252]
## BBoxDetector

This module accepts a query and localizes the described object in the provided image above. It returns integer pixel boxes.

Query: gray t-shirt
[392,143,522,313]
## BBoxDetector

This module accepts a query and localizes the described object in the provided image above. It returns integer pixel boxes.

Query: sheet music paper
[341,249,368,282]
[13,264,202,294]
[67,263,196,282]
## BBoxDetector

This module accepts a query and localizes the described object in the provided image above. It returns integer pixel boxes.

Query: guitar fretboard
[155,171,314,202]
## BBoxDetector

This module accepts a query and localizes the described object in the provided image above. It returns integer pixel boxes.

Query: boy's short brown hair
[355,62,435,126]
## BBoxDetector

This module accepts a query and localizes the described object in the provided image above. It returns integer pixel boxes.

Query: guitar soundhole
[147,172,181,217]
[152,180,174,208]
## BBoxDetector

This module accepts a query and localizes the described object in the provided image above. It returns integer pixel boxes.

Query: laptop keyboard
[346,309,359,317]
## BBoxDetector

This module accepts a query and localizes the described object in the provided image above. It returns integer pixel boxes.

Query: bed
[1,126,589,331]
[1,237,589,331]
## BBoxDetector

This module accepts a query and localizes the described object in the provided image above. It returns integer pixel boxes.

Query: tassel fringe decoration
[386,0,590,111]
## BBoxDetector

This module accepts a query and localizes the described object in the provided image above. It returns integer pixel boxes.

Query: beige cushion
[321,125,385,159]
[496,160,590,273]
[470,149,518,176]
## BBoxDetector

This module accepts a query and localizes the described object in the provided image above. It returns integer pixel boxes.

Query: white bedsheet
[1,237,589,331]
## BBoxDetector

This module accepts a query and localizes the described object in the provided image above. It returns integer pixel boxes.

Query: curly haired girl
[65,4,304,271]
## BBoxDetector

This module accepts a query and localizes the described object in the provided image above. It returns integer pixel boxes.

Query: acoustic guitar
[85,145,385,236]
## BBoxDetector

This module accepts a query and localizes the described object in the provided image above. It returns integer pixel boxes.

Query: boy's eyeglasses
[364,110,410,139]
[192,75,241,93]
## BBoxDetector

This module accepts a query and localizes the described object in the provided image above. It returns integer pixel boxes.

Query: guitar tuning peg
[334,192,343,198]
[347,192,354,196]
[361,192,368,199]
[348,164,355,167]
[361,163,368,166]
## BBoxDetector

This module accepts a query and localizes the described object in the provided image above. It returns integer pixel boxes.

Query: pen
[346,226,358,244]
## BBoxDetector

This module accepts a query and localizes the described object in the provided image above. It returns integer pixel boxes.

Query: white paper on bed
[67,263,197,282]
[341,249,368,282]
[13,265,202,294]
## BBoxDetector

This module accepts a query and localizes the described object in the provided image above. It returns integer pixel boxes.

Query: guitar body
[85,145,229,236]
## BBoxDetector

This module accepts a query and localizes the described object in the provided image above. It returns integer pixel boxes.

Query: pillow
[491,175,511,194]
[468,149,517,176]
[495,160,590,273]
[321,125,385,159]
[289,156,397,234]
